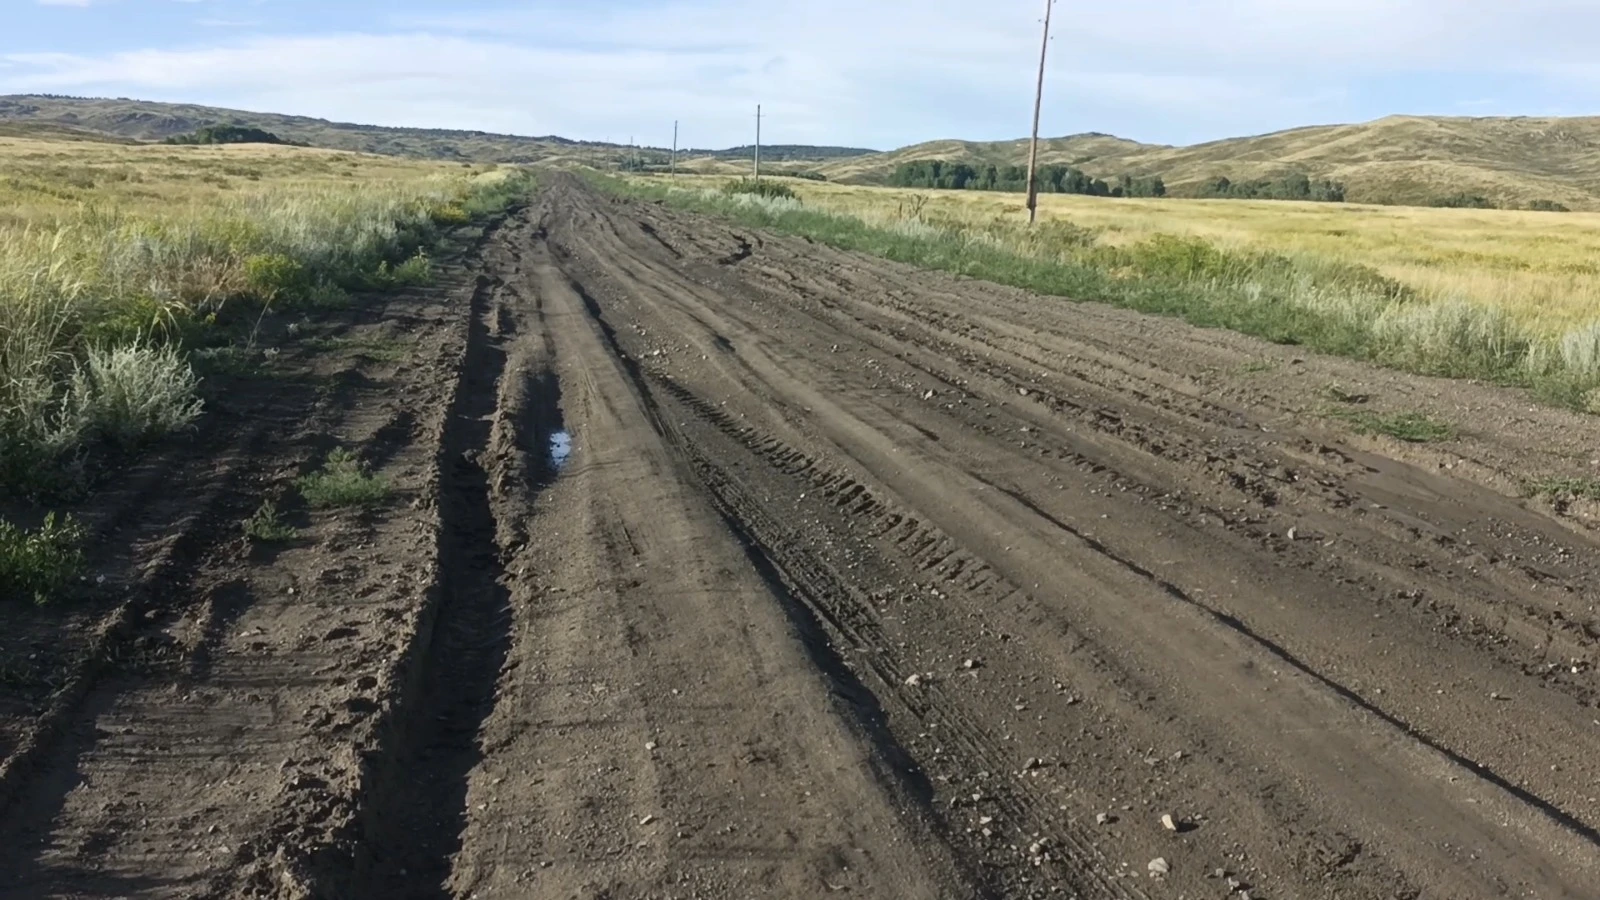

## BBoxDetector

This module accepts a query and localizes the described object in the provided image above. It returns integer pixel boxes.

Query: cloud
[5,0,1600,148]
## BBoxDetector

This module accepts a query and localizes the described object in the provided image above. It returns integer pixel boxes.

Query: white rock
[1148,857,1170,877]
[1161,813,1178,831]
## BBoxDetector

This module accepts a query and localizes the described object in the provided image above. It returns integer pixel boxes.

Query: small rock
[645,741,658,751]
[639,815,655,826]
[905,674,924,687]
[1095,812,1110,825]
[1023,757,1044,771]
[1148,857,1170,877]
[1018,387,1030,397]
[962,658,981,670]
[1286,527,1298,541]
[978,815,994,826]
[922,389,936,401]
[1209,868,1227,879]
[1160,813,1178,831]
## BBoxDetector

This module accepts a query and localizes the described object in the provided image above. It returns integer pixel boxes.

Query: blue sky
[3,0,1598,150]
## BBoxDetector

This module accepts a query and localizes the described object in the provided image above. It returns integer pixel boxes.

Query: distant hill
[0,95,875,165]
[820,116,1600,210]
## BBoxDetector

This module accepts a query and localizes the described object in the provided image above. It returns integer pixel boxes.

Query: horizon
[5,2,1599,151]
[11,92,1588,156]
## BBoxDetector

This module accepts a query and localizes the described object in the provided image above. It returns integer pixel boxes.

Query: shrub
[62,343,204,449]
[1528,199,1571,213]
[723,178,799,201]
[242,500,297,543]
[296,448,390,509]
[0,512,86,604]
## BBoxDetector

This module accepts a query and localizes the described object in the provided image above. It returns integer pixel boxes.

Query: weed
[1525,476,1600,502]
[242,500,297,543]
[1240,360,1276,374]
[1328,409,1456,442]
[0,513,87,604]
[296,448,390,509]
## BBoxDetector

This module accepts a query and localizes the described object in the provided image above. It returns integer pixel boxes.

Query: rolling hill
[0,95,873,165]
[819,116,1600,209]
[8,95,1600,210]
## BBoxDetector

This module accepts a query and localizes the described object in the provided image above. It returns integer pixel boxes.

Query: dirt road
[2,174,1597,898]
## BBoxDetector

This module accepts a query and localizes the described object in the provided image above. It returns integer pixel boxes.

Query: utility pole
[672,120,679,178]
[1024,0,1054,224]
[754,104,762,180]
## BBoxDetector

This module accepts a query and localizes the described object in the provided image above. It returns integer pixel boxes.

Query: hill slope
[0,95,875,165]
[822,115,1600,209]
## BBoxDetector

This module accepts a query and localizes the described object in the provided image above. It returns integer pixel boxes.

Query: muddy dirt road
[3,174,1598,899]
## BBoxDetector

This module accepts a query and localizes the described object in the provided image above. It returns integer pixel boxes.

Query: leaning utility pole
[672,120,679,178]
[1024,0,1054,224]
[754,104,762,180]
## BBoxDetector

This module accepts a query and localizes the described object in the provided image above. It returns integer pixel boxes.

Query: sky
[2,0,1599,151]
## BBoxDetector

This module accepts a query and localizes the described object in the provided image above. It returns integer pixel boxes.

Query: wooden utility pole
[672,120,679,177]
[754,104,762,180]
[1024,0,1054,224]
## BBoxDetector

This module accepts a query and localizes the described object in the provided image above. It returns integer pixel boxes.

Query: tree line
[1197,174,1345,202]
[887,161,1167,198]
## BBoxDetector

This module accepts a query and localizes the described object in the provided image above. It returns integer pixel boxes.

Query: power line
[1025,0,1055,225]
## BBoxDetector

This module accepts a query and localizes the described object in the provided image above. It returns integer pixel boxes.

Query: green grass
[1240,360,1276,374]
[593,174,1600,413]
[1525,476,1600,502]
[296,448,391,509]
[0,513,87,604]
[242,500,297,543]
[1327,409,1457,442]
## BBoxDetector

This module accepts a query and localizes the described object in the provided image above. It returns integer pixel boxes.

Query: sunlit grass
[0,136,530,494]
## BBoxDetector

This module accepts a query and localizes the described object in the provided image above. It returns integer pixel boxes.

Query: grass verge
[2,146,533,497]
[591,173,1600,414]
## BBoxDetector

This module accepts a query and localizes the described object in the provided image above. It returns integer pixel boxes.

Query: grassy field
[784,180,1600,337]
[0,134,529,497]
[610,173,1600,410]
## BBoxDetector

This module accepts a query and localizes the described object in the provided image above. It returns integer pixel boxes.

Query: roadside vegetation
[1,134,531,602]
[296,448,391,509]
[601,173,1600,414]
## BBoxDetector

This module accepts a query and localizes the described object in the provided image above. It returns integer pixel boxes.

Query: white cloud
[5,0,1600,148]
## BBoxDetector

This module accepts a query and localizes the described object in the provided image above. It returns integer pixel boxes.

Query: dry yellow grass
[769,179,1600,338]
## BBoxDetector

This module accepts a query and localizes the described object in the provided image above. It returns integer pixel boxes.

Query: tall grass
[603,174,1600,407]
[0,154,533,494]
